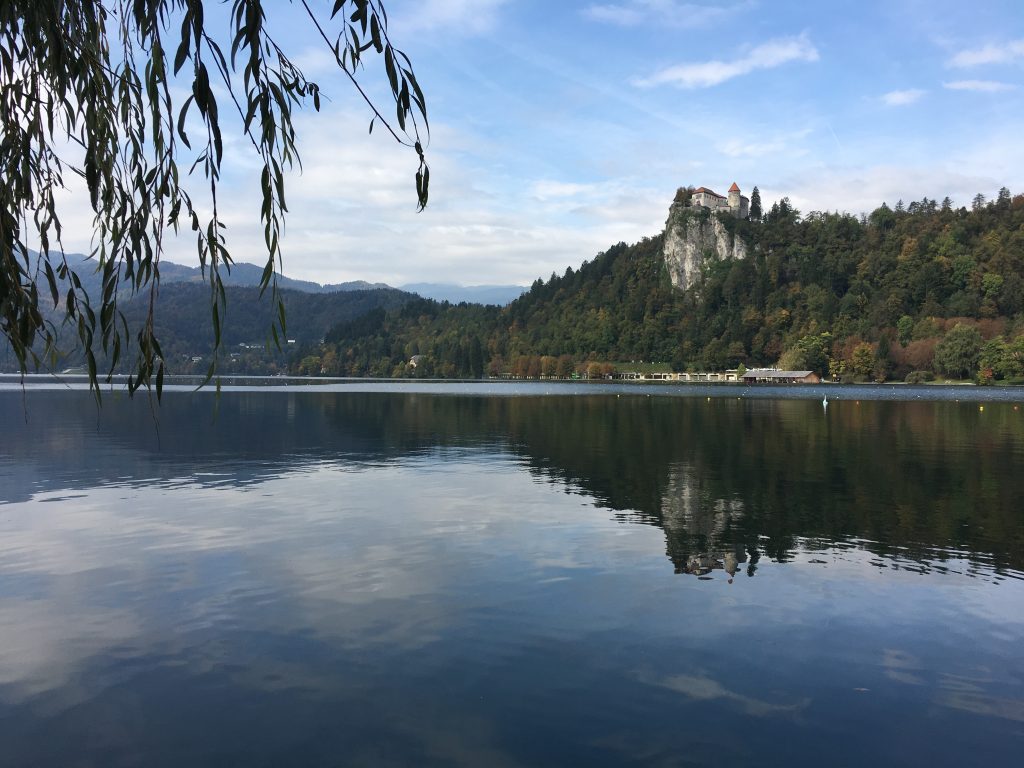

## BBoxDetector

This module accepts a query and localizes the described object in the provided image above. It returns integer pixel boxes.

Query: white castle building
[689,182,749,219]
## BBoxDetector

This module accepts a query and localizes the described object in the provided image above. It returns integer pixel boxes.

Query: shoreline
[2,373,1022,402]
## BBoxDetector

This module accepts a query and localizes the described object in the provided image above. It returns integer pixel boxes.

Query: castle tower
[728,182,741,211]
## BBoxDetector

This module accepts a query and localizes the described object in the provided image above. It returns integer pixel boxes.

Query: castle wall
[692,191,727,209]
[690,185,749,219]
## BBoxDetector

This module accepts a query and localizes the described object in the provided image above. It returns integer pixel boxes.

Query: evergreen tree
[750,186,762,221]
[469,337,485,379]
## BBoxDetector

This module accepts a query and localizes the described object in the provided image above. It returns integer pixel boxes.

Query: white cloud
[47,99,670,287]
[290,47,341,78]
[583,3,644,25]
[395,0,510,36]
[144,106,673,287]
[634,34,819,89]
[716,128,813,158]
[881,89,926,106]
[583,0,751,29]
[943,79,1017,93]
[531,180,599,200]
[948,39,1024,68]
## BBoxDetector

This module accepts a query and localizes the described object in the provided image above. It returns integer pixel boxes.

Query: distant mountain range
[31,253,525,305]
[398,283,526,306]
[155,259,527,304]
[158,260,391,294]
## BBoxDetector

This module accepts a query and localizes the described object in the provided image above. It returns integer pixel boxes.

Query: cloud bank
[634,34,819,89]
[881,89,926,106]
[395,0,510,36]
[948,39,1024,68]
[583,0,750,29]
[943,79,1016,93]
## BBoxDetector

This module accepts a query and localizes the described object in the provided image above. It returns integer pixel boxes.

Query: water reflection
[3,390,1023,577]
[1,389,1023,765]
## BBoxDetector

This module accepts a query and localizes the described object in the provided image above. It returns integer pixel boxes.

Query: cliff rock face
[662,203,748,291]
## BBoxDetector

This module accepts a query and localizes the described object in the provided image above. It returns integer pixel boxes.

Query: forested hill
[314,235,679,378]
[0,280,414,375]
[130,283,413,361]
[312,189,1024,382]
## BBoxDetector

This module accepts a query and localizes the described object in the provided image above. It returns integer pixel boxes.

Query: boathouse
[741,369,821,384]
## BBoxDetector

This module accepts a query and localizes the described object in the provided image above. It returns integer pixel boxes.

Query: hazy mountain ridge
[399,283,526,306]
[25,251,523,303]
[158,261,391,293]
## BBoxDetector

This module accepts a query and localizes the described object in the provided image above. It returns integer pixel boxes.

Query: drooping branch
[0,0,429,399]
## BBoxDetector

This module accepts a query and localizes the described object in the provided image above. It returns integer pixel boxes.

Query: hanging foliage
[0,0,428,399]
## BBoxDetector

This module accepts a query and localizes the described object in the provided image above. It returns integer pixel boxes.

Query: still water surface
[1,387,1023,766]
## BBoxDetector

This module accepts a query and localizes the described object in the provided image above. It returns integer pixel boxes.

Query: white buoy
[822,394,829,408]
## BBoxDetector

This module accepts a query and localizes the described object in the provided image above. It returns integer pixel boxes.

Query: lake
[1,384,1023,766]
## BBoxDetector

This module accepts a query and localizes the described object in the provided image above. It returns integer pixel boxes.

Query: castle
[689,182,749,219]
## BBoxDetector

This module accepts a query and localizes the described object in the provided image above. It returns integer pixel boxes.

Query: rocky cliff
[661,203,748,291]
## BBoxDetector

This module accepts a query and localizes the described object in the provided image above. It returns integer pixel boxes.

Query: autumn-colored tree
[849,342,875,378]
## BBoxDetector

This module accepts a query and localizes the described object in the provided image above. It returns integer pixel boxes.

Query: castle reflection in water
[660,462,754,580]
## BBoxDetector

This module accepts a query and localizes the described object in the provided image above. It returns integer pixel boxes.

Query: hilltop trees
[673,186,694,206]
[749,186,762,221]
[1,0,428,397]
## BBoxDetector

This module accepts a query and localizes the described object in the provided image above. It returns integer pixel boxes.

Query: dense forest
[311,188,1024,383]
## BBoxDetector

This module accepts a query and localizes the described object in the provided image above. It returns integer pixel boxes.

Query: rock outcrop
[662,202,748,291]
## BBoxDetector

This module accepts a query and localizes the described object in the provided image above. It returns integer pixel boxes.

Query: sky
[56,0,1024,286]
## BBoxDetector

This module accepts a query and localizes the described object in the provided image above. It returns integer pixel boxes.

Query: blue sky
[57,0,1024,286]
